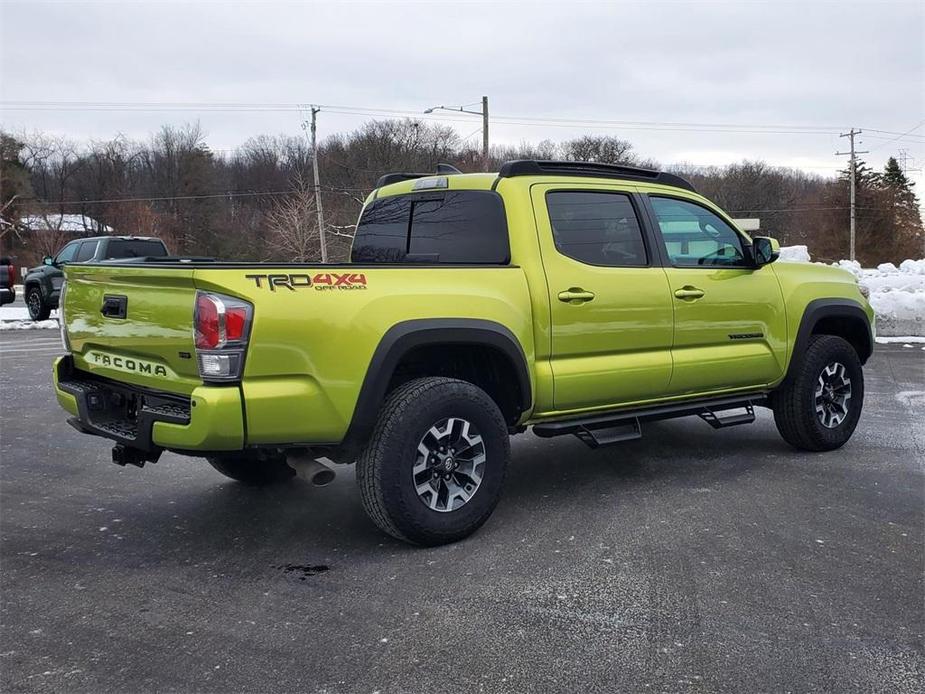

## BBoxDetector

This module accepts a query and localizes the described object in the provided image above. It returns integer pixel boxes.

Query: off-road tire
[356,377,510,546]
[772,334,864,451]
[207,451,296,486]
[26,285,50,321]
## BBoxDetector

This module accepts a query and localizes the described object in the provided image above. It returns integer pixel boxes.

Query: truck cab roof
[371,159,697,202]
[85,235,163,242]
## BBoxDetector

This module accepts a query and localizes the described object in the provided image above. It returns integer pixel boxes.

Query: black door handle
[101,295,128,319]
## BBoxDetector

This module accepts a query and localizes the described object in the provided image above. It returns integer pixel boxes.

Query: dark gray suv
[23,236,168,320]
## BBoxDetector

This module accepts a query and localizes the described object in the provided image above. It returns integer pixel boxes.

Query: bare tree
[561,135,644,165]
[264,173,323,262]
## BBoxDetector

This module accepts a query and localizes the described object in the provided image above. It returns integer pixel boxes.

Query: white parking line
[0,339,62,347]
[0,345,64,357]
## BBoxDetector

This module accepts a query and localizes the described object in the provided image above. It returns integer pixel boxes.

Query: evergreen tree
[0,133,33,227]
[880,156,923,258]
[882,156,912,190]
[838,157,879,188]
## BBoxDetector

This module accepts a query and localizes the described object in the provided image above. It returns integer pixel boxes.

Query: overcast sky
[1,0,923,188]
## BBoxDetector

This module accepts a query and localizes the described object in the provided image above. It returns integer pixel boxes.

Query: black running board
[699,404,755,429]
[532,393,767,448]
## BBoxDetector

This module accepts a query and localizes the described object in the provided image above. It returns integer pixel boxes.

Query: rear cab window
[351,191,509,264]
[104,239,168,259]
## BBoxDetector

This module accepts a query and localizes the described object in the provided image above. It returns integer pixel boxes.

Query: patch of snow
[875,336,925,343]
[0,305,59,330]
[18,214,112,234]
[778,244,811,263]
[833,259,863,277]
[0,320,58,331]
[899,259,925,274]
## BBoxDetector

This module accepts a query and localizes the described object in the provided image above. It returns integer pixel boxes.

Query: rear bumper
[54,356,244,454]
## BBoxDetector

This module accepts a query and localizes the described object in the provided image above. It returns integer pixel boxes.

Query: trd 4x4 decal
[245,272,367,291]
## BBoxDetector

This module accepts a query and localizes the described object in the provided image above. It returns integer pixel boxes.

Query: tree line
[1,120,921,266]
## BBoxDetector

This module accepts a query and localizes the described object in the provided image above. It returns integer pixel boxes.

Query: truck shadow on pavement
[73,414,797,567]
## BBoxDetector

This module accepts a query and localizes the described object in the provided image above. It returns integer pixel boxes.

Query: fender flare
[786,298,873,381]
[337,318,532,456]
[23,272,51,297]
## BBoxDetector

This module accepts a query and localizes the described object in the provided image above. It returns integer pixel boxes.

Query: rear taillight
[6,263,13,287]
[193,292,252,382]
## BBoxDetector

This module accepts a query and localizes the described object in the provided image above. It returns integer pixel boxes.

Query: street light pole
[424,96,490,172]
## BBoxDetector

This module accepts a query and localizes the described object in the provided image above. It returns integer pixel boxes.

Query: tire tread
[772,334,863,451]
[356,377,509,545]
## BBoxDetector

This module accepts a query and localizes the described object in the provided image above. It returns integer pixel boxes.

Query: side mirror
[43,256,54,266]
[752,237,780,267]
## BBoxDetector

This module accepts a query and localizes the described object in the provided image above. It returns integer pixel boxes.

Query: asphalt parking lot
[1,331,922,693]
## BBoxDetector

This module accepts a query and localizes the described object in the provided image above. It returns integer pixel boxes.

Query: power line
[24,185,368,206]
[866,120,925,153]
[9,99,923,139]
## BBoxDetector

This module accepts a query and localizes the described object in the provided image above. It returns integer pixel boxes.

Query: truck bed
[60,261,535,448]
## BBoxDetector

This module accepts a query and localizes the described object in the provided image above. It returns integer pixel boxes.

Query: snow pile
[0,306,59,331]
[18,214,112,234]
[778,246,925,337]
[778,245,811,263]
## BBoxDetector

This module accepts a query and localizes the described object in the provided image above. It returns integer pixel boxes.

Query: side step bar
[533,393,767,448]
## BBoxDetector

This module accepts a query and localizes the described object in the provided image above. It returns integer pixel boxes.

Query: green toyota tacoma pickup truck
[53,160,875,546]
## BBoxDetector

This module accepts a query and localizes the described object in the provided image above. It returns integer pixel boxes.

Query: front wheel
[772,334,864,451]
[356,377,510,546]
[26,286,50,321]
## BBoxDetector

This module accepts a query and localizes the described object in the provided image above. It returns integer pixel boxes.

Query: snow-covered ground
[0,306,59,331]
[779,246,925,338]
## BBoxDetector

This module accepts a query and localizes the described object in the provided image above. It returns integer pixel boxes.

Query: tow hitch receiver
[112,444,161,468]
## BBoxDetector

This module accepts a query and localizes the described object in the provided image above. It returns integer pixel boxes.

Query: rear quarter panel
[192,266,535,444]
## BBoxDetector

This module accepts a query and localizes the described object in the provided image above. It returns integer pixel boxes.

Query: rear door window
[74,240,98,262]
[104,239,168,259]
[545,191,648,267]
[351,191,509,264]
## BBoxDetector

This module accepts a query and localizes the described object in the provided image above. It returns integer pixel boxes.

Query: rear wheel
[356,377,510,546]
[772,334,864,451]
[207,451,295,486]
[26,286,50,321]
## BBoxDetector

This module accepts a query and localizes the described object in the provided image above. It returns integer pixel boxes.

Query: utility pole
[305,106,328,263]
[481,96,489,172]
[836,129,868,262]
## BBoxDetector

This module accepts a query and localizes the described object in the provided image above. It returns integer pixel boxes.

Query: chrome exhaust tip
[287,453,336,487]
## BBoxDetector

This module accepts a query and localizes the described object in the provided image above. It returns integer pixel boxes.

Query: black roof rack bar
[497,160,696,193]
[375,163,464,188]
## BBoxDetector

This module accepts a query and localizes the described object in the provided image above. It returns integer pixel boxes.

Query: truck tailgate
[63,264,201,394]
